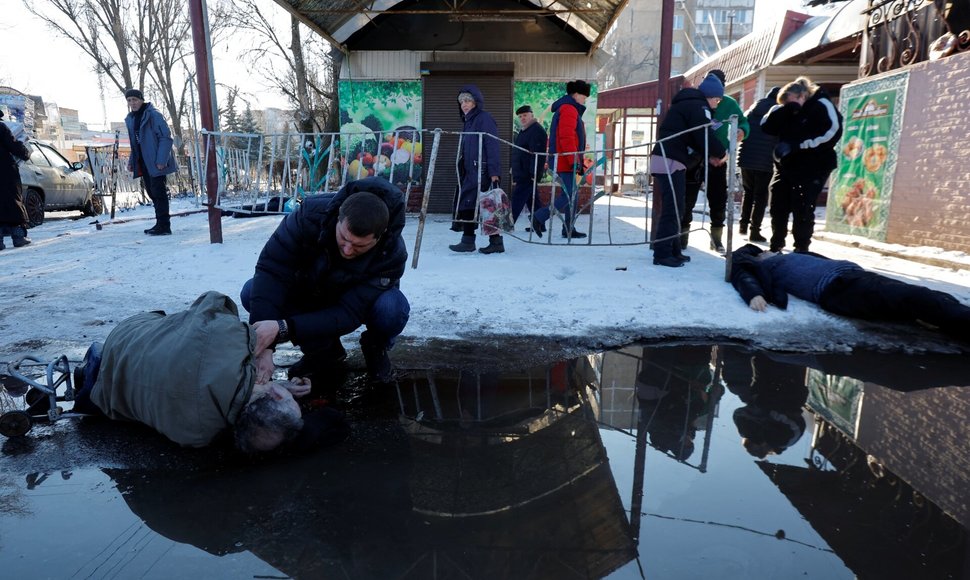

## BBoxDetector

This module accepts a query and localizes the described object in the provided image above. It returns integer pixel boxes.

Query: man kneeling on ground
[70,291,341,453]
[241,177,410,385]
[730,243,970,340]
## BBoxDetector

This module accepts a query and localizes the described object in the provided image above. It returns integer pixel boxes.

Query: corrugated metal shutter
[422,71,513,214]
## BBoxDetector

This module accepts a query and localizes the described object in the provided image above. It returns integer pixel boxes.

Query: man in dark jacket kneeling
[242,177,410,385]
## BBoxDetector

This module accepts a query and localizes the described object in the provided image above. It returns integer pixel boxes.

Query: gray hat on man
[124,88,144,100]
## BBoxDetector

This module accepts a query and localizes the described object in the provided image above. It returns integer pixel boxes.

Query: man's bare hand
[749,296,768,312]
[709,156,726,167]
[281,377,312,398]
[252,320,280,353]
[254,349,275,384]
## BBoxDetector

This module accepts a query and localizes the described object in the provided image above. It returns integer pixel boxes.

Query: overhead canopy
[270,0,630,54]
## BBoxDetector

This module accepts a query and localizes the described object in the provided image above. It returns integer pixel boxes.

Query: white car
[18,140,102,227]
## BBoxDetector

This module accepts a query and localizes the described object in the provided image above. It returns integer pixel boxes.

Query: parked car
[18,140,102,227]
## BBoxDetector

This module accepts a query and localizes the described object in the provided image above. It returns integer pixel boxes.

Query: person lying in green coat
[72,291,327,453]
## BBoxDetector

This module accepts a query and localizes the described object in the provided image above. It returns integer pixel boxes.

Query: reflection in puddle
[0,344,967,579]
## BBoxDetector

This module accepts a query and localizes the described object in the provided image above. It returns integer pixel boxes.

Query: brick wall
[887,51,970,251]
[856,384,969,528]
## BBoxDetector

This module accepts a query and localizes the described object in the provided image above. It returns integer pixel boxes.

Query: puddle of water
[0,344,967,578]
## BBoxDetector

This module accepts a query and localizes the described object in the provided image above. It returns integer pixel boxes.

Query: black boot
[710,226,725,254]
[680,227,690,249]
[145,225,172,236]
[361,331,394,384]
[12,226,31,248]
[478,235,505,254]
[288,342,348,381]
[748,229,767,243]
[739,222,748,235]
[529,216,546,238]
[561,226,587,239]
[449,234,476,252]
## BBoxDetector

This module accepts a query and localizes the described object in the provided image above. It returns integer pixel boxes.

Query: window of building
[673,14,684,30]
[672,42,683,58]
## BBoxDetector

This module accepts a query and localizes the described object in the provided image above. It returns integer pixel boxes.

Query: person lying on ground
[67,291,347,453]
[730,243,970,340]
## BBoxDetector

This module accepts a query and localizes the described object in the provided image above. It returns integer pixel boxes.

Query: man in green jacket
[681,69,749,254]
[76,291,310,453]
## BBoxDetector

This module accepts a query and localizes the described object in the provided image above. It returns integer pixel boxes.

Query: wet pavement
[1,343,968,579]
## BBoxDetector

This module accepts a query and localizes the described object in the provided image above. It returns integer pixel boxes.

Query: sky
[1,0,292,130]
[1,0,814,131]
[1,193,968,366]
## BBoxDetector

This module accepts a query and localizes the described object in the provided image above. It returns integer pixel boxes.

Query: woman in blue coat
[449,85,504,254]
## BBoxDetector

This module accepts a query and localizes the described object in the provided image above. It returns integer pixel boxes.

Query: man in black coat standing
[0,110,32,249]
[736,87,780,243]
[649,76,726,267]
[241,177,411,385]
[510,105,549,227]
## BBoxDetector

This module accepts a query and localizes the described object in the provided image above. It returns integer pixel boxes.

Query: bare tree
[597,1,661,89]
[23,0,202,153]
[23,0,151,95]
[217,0,340,135]
[144,0,191,153]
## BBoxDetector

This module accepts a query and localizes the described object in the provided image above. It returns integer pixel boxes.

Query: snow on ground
[1,193,969,366]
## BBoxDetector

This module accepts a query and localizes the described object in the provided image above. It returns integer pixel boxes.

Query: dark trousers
[651,170,686,259]
[72,342,105,416]
[534,172,577,231]
[510,178,544,223]
[240,278,411,354]
[768,171,826,252]
[740,168,771,231]
[681,162,727,229]
[142,171,170,228]
[819,270,970,340]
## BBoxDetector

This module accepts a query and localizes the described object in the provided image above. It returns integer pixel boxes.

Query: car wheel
[83,190,104,217]
[24,188,45,228]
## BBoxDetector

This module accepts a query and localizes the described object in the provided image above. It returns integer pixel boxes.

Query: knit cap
[698,75,724,99]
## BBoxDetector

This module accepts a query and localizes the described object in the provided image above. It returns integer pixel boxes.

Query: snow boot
[449,234,476,253]
[748,229,767,243]
[739,222,748,235]
[12,226,31,248]
[710,226,725,254]
[478,235,505,254]
[361,331,394,384]
[680,227,690,249]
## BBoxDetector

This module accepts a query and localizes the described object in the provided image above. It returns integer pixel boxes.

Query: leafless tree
[216,0,341,136]
[598,29,660,89]
[23,0,152,96]
[21,0,212,153]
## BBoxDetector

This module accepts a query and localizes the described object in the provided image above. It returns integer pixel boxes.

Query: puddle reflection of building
[104,359,639,579]
[745,350,970,579]
[398,362,638,578]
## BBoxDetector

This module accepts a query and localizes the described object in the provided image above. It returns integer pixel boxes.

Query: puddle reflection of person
[722,348,808,459]
[635,346,716,461]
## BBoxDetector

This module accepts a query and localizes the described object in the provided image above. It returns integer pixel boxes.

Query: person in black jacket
[0,110,32,249]
[760,77,842,253]
[649,77,726,267]
[241,177,410,385]
[510,105,549,226]
[729,243,970,340]
[736,86,780,243]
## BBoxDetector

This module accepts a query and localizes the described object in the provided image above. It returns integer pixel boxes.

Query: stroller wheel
[0,411,33,437]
